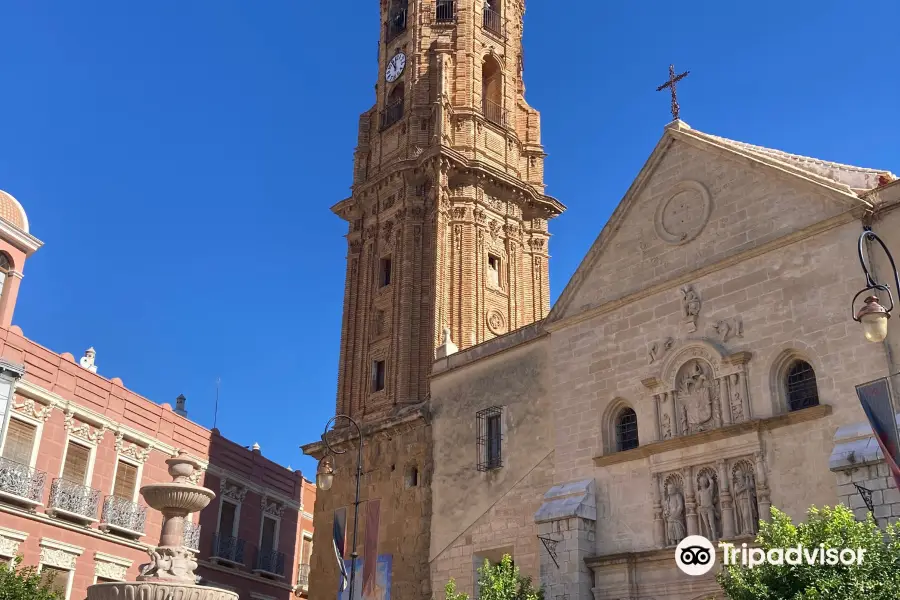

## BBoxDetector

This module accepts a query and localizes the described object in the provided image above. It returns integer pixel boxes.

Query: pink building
[0,189,314,599]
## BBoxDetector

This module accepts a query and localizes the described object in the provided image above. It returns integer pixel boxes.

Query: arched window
[786,360,819,411]
[0,254,10,296]
[615,407,639,452]
[382,83,405,129]
[482,56,504,125]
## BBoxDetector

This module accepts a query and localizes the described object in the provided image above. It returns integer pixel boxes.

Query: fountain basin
[140,483,215,514]
[87,581,238,600]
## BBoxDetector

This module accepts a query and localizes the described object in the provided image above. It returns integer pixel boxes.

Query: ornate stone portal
[86,452,237,600]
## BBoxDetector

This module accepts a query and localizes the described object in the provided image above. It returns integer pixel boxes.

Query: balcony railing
[211,533,246,566]
[47,478,100,523]
[254,547,286,577]
[381,100,404,130]
[482,99,507,127]
[386,8,408,43]
[436,0,456,23]
[183,520,201,552]
[297,563,310,589]
[100,495,146,537]
[483,6,503,37]
[0,456,45,508]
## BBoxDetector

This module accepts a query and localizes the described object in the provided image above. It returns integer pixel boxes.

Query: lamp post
[852,226,900,343]
[316,415,363,600]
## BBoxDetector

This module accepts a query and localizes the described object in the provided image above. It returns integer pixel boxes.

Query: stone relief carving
[680,285,701,332]
[115,430,153,464]
[696,468,720,541]
[654,180,712,245]
[677,360,717,435]
[220,481,248,504]
[713,316,743,343]
[662,474,686,546]
[486,309,507,336]
[0,535,22,558]
[64,406,107,444]
[648,337,674,365]
[188,468,205,486]
[95,560,128,581]
[13,397,54,421]
[40,547,77,570]
[733,460,759,536]
[261,496,286,518]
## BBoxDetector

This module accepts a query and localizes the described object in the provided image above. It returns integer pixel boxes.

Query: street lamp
[317,414,363,600]
[852,227,899,343]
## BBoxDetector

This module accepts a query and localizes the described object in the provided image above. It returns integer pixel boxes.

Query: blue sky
[0,1,897,477]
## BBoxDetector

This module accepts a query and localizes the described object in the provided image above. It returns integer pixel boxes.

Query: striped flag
[856,377,900,490]
[333,507,348,592]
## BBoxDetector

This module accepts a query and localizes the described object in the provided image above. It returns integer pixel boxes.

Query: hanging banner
[856,376,900,490]
[333,507,349,591]
[363,499,381,596]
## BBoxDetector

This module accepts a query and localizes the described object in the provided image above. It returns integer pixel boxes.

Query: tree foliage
[718,505,900,600]
[0,557,64,600]
[444,555,543,600]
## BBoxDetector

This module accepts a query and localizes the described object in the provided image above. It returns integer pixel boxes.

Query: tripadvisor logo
[674,536,866,576]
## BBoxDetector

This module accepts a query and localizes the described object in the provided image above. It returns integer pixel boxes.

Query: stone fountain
[87,451,238,600]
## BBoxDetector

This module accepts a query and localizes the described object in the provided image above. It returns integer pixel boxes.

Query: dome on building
[0,190,28,233]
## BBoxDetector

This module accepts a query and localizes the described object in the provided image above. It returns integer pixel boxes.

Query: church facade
[303,2,900,600]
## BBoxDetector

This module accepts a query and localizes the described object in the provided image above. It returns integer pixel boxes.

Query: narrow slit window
[379,257,392,287]
[373,360,386,392]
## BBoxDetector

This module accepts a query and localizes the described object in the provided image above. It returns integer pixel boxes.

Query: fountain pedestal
[87,452,239,600]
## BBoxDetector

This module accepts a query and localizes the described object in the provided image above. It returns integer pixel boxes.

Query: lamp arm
[321,414,362,456]
[853,229,899,320]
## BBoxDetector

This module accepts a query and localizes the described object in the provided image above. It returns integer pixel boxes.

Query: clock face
[385,53,407,83]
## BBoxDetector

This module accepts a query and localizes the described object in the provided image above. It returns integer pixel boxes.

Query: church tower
[332,0,564,422]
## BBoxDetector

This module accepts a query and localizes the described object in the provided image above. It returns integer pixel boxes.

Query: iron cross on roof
[656,64,690,121]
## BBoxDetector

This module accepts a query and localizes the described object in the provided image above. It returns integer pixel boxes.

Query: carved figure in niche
[660,413,672,440]
[648,337,674,365]
[663,481,686,546]
[697,474,720,541]
[681,285,701,320]
[733,466,759,536]
[730,374,744,422]
[677,360,716,434]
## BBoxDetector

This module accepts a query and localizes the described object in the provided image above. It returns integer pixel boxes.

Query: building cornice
[301,405,430,459]
[0,218,42,255]
[204,464,301,511]
[198,559,296,592]
[0,502,148,552]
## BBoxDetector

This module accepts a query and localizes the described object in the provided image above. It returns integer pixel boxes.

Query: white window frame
[38,538,83,600]
[0,527,27,567]
[258,512,281,552]
[300,530,313,563]
[0,411,43,469]
[109,455,143,503]
[92,552,132,584]
[215,497,242,538]
[59,437,97,486]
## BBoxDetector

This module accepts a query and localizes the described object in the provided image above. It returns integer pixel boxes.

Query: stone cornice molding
[593,404,831,467]
[0,358,25,379]
[0,218,42,255]
[15,379,208,469]
[546,208,864,333]
[0,502,148,552]
[301,405,430,459]
[206,464,301,511]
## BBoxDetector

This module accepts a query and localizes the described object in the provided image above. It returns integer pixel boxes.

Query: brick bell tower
[332,0,565,422]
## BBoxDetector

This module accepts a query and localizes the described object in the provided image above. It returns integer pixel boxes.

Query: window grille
[476,406,503,471]
[615,408,639,451]
[787,360,819,411]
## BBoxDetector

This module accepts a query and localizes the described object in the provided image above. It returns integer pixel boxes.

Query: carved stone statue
[80,347,98,373]
[648,337,674,365]
[714,316,744,343]
[734,469,759,536]
[660,413,672,440]
[697,474,719,541]
[677,361,714,434]
[663,482,686,546]
[681,285,701,331]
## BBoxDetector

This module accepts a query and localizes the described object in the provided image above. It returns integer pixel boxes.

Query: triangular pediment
[547,121,892,326]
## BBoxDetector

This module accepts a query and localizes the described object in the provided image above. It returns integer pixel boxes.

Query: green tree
[443,555,543,600]
[717,505,900,600]
[0,557,64,600]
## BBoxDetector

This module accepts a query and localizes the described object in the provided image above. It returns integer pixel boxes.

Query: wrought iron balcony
[297,563,310,589]
[0,456,45,508]
[254,547,286,577]
[482,99,507,127]
[483,6,503,37]
[211,533,246,567]
[435,0,456,23]
[381,100,404,130]
[183,520,201,553]
[47,478,100,523]
[386,8,408,43]
[100,495,146,537]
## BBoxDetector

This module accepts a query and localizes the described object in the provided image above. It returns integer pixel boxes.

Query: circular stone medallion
[486,309,507,335]
[654,180,712,245]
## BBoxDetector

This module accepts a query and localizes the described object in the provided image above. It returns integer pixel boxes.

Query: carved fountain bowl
[139,484,216,514]
[87,582,238,600]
